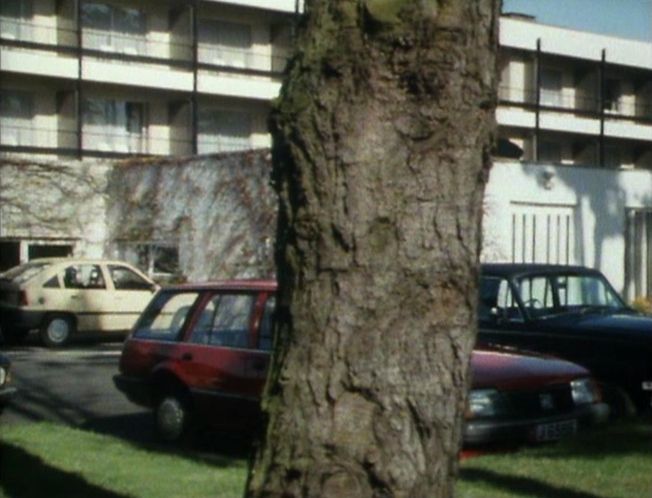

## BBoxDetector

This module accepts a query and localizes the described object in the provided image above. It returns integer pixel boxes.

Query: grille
[505,383,574,417]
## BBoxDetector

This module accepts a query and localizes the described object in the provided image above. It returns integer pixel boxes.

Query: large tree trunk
[246,1,499,497]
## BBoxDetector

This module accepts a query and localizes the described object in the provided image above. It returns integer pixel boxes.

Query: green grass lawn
[1,418,650,498]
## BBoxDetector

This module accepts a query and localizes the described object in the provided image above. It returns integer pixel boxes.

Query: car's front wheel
[40,315,75,348]
[155,391,193,443]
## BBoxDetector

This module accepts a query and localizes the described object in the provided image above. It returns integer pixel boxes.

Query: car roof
[481,263,603,279]
[162,279,278,292]
[25,257,140,266]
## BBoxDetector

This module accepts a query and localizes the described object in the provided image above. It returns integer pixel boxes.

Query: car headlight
[466,389,506,418]
[0,366,6,387]
[571,378,601,405]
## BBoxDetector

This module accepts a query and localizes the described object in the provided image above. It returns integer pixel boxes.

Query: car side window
[518,276,554,316]
[63,264,106,290]
[479,277,522,322]
[43,275,60,288]
[189,293,254,348]
[109,265,151,290]
[133,291,200,341]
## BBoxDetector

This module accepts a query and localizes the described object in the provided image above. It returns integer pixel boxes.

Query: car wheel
[155,391,193,443]
[40,315,74,348]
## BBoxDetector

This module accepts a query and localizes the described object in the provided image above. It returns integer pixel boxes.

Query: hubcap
[47,318,69,343]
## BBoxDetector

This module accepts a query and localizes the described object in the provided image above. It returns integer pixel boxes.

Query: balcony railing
[0,122,268,157]
[498,85,652,120]
[0,18,291,74]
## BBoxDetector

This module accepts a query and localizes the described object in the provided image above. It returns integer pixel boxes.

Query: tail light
[19,290,28,306]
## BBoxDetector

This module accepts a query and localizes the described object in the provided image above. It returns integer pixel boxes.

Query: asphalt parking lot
[2,341,155,445]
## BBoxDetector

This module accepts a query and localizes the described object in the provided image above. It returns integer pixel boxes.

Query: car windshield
[0,261,51,284]
[515,273,627,318]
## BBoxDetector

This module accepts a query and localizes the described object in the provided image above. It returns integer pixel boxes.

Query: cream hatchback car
[0,258,157,347]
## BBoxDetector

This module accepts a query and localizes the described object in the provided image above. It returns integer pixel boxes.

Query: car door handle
[181,353,193,361]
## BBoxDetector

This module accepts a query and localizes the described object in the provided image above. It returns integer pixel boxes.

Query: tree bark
[246,1,499,497]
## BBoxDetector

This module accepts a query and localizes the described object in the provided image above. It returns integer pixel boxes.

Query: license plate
[533,419,577,442]
[642,381,652,391]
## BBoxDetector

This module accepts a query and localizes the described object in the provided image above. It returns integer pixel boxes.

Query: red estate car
[114,280,609,444]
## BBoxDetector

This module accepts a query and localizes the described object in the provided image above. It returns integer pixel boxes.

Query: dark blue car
[477,264,652,413]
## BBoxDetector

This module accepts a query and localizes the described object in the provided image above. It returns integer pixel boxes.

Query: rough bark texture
[246,1,499,497]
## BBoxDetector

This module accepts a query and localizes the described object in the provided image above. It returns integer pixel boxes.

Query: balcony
[0,15,290,99]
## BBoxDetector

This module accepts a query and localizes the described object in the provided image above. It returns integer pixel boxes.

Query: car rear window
[0,262,51,284]
[133,291,201,341]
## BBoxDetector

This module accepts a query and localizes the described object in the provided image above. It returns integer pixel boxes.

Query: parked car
[114,280,608,445]
[0,258,157,347]
[0,353,17,414]
[478,263,652,412]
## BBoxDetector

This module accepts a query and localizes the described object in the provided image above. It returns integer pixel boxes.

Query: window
[109,265,152,290]
[539,141,562,164]
[603,145,622,169]
[198,109,251,153]
[479,277,522,322]
[189,293,255,348]
[133,291,200,341]
[63,264,105,290]
[0,0,33,40]
[626,209,652,301]
[539,68,563,107]
[118,243,180,282]
[82,98,147,152]
[603,79,621,113]
[82,2,146,54]
[0,90,34,146]
[43,276,60,289]
[198,19,252,68]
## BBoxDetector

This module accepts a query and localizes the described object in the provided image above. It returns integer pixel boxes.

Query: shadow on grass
[0,441,131,498]
[83,412,253,466]
[460,468,604,498]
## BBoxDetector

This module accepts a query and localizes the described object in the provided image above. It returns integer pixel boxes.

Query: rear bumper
[463,402,610,446]
[113,374,153,408]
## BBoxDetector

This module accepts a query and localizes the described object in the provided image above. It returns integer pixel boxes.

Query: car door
[57,262,112,333]
[105,263,156,332]
[179,290,261,427]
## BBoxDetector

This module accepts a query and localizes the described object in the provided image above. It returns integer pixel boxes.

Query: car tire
[155,390,193,443]
[40,315,74,348]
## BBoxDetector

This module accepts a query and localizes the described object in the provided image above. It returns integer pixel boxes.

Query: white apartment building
[497,14,652,169]
[0,0,299,158]
[2,7,652,299]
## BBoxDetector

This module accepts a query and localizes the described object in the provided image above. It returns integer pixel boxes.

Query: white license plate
[642,381,652,391]
[533,419,577,442]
